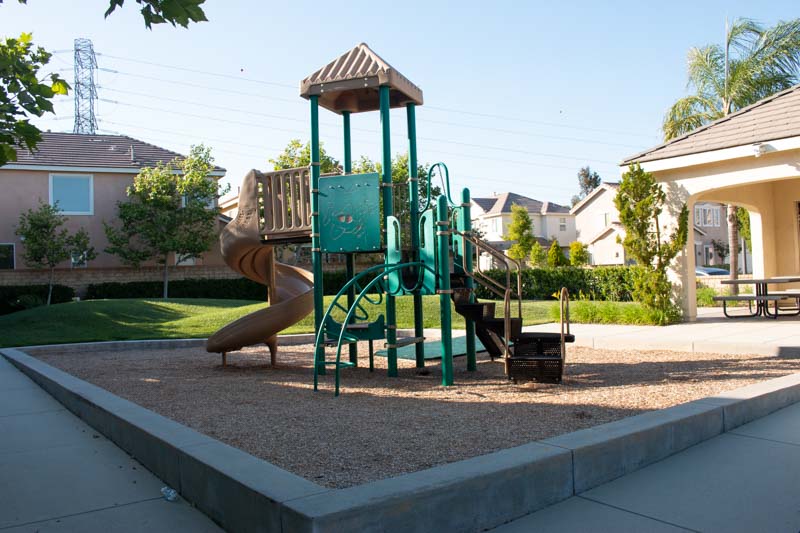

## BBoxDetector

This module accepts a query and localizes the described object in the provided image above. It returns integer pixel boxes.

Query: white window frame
[175,253,197,266]
[695,205,721,227]
[49,173,94,215]
[0,243,15,270]
[559,217,567,232]
[70,250,89,269]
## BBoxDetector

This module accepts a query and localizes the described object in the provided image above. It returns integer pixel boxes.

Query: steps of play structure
[516,332,576,344]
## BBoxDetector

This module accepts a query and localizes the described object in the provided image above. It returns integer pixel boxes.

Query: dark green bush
[474,266,642,301]
[0,284,75,315]
[85,270,381,301]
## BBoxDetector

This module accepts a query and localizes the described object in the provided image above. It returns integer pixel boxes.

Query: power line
[96,52,297,89]
[98,97,619,166]
[94,53,653,140]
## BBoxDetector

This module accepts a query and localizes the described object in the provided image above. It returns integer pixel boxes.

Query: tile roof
[6,132,226,173]
[474,192,569,215]
[299,43,423,114]
[623,83,800,164]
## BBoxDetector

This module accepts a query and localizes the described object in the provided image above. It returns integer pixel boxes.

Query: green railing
[313,261,433,396]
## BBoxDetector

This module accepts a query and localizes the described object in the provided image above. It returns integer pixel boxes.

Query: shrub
[473,266,640,302]
[0,284,75,315]
[696,284,718,307]
[548,300,662,325]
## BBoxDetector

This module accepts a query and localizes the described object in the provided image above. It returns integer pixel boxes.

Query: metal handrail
[452,230,523,360]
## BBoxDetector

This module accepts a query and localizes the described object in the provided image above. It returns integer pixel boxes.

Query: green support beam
[379,86,398,377]
[436,195,454,386]
[407,103,425,368]
[460,188,477,371]
[310,95,325,375]
[343,111,357,365]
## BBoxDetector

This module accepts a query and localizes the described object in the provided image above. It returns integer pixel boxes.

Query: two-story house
[571,183,751,271]
[0,132,230,293]
[471,192,575,267]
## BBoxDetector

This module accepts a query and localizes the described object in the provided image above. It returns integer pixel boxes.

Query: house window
[0,244,14,269]
[50,174,93,215]
[603,212,610,226]
[694,205,720,227]
[71,251,88,268]
[176,254,196,266]
[559,217,567,232]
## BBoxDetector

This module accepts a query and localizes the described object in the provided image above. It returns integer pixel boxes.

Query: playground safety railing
[314,261,434,396]
[452,230,523,359]
[254,167,320,240]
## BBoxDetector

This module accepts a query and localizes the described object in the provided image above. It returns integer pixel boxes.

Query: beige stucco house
[471,192,574,268]
[0,132,229,293]
[621,84,800,319]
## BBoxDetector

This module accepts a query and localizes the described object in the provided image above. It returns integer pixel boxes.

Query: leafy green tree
[0,34,69,166]
[269,139,340,174]
[571,166,602,206]
[615,164,688,324]
[547,240,569,267]
[663,18,800,288]
[15,201,96,305]
[737,207,751,250]
[569,241,590,266]
[529,241,547,267]
[104,0,207,28]
[105,145,221,298]
[504,204,534,262]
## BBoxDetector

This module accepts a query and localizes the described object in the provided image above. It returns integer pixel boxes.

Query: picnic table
[717,276,800,318]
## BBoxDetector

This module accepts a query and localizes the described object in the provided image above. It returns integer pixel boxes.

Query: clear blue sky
[3,1,799,205]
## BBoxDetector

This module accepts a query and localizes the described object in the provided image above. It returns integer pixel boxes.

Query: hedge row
[84,271,379,300]
[473,266,643,301]
[0,284,75,315]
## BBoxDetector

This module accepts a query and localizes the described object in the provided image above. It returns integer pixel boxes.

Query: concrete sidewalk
[530,307,800,355]
[0,355,221,532]
[492,401,800,532]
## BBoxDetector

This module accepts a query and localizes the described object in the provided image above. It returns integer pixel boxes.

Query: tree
[571,166,602,206]
[737,207,751,250]
[0,34,69,166]
[105,145,221,298]
[504,204,534,263]
[547,240,569,267]
[663,18,800,291]
[529,241,547,267]
[269,139,340,174]
[615,164,688,324]
[1,2,207,166]
[569,241,590,266]
[15,201,96,305]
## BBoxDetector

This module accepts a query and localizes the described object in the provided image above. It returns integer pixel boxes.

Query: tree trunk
[727,204,739,295]
[162,258,170,299]
[47,267,55,306]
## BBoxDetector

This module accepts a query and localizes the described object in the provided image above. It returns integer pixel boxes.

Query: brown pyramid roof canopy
[299,43,423,114]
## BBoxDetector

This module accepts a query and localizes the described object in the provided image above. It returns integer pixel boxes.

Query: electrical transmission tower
[73,38,98,134]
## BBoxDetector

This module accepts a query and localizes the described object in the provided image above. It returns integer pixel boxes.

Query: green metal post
[407,103,425,368]
[380,86,398,377]
[310,96,325,375]
[460,188,477,371]
[343,111,357,365]
[436,195,454,386]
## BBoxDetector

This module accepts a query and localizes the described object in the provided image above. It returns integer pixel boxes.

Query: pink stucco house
[0,132,231,293]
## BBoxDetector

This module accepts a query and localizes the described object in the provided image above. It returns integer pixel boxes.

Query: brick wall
[697,274,753,292]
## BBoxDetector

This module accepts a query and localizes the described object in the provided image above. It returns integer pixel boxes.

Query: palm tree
[663,18,800,289]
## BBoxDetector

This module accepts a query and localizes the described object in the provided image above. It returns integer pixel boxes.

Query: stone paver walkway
[0,355,221,532]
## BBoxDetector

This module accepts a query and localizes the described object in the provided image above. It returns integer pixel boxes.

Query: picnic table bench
[717,277,800,318]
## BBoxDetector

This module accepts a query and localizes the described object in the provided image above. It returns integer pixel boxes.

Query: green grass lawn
[0,296,556,348]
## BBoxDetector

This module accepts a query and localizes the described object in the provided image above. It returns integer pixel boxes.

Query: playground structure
[206,43,573,394]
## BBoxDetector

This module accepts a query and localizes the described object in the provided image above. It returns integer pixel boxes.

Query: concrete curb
[3,345,799,532]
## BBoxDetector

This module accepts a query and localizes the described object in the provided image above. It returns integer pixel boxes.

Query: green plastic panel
[419,209,436,296]
[319,173,382,253]
[386,216,403,294]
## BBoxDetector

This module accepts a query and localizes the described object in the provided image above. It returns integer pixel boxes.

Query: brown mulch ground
[34,342,800,488]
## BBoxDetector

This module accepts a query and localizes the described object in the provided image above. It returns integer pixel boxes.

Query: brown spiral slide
[205,170,314,363]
